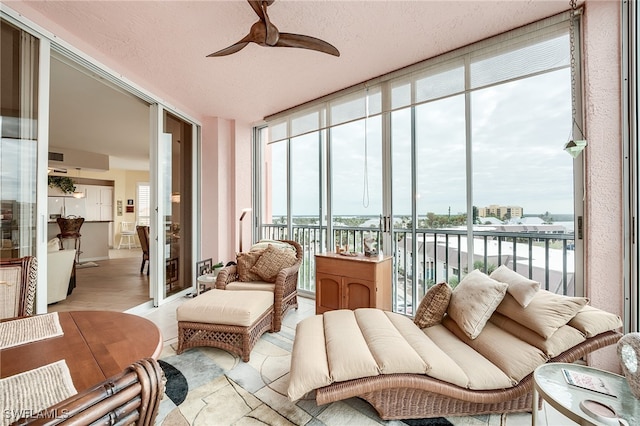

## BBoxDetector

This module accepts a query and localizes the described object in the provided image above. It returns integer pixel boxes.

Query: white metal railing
[260,223,575,315]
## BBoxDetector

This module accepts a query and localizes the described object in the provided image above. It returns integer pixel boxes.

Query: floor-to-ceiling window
[0,19,39,259]
[256,12,582,311]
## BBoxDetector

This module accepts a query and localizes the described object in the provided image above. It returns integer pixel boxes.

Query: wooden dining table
[0,311,163,392]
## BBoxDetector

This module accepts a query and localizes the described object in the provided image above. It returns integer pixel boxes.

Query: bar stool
[56,217,85,264]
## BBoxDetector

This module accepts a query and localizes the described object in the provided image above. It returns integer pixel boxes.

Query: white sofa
[47,239,76,304]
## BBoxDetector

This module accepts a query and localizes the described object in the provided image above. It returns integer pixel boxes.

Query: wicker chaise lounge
[312,329,620,419]
[288,268,624,420]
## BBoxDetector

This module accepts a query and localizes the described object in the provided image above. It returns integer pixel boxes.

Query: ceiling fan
[207,0,340,57]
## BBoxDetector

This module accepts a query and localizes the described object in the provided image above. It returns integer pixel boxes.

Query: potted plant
[48,176,76,194]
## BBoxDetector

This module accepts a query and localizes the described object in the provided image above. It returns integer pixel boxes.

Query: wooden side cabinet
[315,252,392,314]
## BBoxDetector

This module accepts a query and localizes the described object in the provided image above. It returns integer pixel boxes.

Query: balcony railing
[260,223,575,316]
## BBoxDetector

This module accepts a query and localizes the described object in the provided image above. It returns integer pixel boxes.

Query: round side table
[196,273,217,295]
[532,362,640,425]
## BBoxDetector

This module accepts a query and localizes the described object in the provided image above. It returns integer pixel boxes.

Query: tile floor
[130,296,576,425]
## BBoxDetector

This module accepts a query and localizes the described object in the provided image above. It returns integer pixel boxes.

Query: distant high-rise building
[477,204,523,220]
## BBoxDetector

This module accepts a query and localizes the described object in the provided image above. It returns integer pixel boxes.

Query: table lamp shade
[617,332,640,399]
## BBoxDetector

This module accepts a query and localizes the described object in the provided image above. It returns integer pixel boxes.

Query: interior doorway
[46,52,154,312]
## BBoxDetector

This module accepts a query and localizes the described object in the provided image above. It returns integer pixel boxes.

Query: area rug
[154,298,510,425]
[158,360,188,406]
[75,262,99,269]
[155,345,491,426]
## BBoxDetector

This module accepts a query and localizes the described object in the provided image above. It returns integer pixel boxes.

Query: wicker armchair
[0,256,37,320]
[13,358,165,426]
[215,240,302,332]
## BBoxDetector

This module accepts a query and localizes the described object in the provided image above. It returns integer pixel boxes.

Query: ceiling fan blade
[247,0,266,22]
[207,41,250,57]
[276,33,340,56]
[207,27,265,57]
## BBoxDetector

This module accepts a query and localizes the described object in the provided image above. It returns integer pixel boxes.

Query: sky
[268,32,575,218]
[270,69,574,218]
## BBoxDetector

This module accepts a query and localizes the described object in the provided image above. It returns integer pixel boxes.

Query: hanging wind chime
[563,0,587,158]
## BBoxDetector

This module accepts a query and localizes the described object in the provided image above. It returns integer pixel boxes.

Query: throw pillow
[447,269,508,339]
[47,238,60,253]
[250,244,298,283]
[495,289,589,339]
[490,265,540,308]
[413,282,452,328]
[236,250,265,282]
[250,239,296,253]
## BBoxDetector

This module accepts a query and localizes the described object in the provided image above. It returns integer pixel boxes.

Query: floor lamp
[239,208,252,252]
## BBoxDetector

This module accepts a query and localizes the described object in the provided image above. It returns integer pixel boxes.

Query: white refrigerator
[48,197,87,220]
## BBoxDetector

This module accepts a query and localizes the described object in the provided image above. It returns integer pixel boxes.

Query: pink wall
[233,123,253,257]
[200,117,252,265]
[583,0,623,371]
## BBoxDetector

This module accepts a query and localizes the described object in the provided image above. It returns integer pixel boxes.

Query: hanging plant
[48,176,76,194]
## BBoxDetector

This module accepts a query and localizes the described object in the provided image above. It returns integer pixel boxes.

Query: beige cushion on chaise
[413,282,451,328]
[490,265,540,307]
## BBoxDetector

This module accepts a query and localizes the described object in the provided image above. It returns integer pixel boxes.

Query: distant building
[477,204,523,220]
[477,216,503,225]
[397,234,575,303]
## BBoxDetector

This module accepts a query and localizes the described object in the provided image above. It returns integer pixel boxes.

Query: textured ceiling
[7,0,571,169]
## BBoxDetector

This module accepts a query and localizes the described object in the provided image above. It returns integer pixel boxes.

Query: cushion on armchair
[250,244,298,283]
[250,239,296,253]
[236,250,265,282]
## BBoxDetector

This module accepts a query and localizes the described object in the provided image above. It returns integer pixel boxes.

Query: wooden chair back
[55,217,84,238]
[0,256,37,320]
[14,358,165,426]
[136,225,150,275]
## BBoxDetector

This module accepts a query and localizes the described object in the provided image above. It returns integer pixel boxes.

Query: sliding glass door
[151,108,196,305]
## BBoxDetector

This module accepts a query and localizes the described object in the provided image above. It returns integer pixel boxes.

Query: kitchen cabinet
[79,185,113,221]
[315,252,392,314]
[99,187,113,221]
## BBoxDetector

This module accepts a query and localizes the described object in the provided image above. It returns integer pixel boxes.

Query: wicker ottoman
[176,289,274,362]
